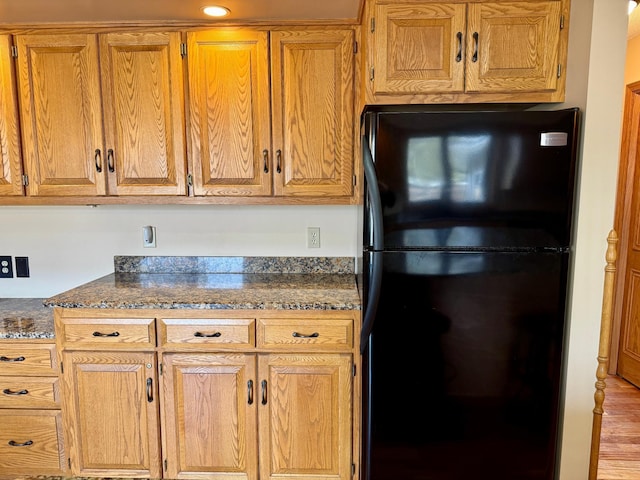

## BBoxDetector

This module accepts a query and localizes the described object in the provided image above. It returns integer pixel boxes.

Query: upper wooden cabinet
[0,35,24,196]
[365,0,569,104]
[188,28,355,199]
[15,32,187,196]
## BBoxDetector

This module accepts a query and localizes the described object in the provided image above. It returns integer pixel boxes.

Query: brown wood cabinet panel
[161,352,258,480]
[257,317,353,351]
[0,376,59,409]
[57,316,156,349]
[0,35,24,196]
[258,353,352,480]
[158,317,255,349]
[0,409,65,476]
[62,350,161,477]
[100,32,187,196]
[465,1,562,93]
[187,29,272,197]
[16,33,106,196]
[271,29,355,197]
[373,2,466,94]
[0,343,57,376]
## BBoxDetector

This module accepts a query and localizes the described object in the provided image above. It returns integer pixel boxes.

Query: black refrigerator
[360,106,580,480]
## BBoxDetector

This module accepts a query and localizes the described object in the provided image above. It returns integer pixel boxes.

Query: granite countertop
[45,255,362,311]
[0,298,54,340]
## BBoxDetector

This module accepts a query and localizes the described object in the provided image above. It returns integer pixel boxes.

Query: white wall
[559,0,628,478]
[0,205,360,297]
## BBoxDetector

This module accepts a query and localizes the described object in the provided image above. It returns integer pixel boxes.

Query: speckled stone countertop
[44,256,361,311]
[0,298,54,340]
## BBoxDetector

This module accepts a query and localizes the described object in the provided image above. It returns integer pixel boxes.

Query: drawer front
[0,376,59,409]
[0,409,65,475]
[0,344,57,376]
[159,318,255,349]
[59,318,155,348]
[257,318,353,351]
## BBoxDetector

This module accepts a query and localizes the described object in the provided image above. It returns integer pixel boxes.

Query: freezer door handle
[363,134,384,251]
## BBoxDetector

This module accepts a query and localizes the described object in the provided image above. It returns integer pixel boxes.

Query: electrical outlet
[15,257,29,277]
[143,226,157,248]
[0,256,13,278]
[307,227,321,248]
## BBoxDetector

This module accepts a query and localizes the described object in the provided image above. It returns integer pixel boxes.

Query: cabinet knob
[3,389,28,396]
[92,331,120,337]
[194,331,222,338]
[263,149,269,174]
[94,149,102,172]
[107,149,115,173]
[8,440,33,447]
[472,32,479,63]
[292,332,319,338]
[261,379,268,405]
[247,380,254,405]
[0,356,25,362]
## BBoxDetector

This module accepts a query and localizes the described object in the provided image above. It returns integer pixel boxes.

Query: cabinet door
[16,34,106,196]
[258,353,352,480]
[271,29,354,198]
[62,351,161,477]
[187,30,272,196]
[465,1,562,93]
[100,32,187,196]
[0,35,24,196]
[161,353,258,480]
[372,2,466,94]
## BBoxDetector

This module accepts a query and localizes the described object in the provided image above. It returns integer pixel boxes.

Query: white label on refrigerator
[540,132,568,147]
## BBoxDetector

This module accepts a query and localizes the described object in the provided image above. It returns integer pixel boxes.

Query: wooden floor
[597,374,640,479]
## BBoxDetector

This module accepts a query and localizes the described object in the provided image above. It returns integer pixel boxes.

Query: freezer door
[369,109,579,249]
[363,250,569,480]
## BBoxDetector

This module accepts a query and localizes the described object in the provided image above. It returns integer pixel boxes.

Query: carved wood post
[589,229,618,480]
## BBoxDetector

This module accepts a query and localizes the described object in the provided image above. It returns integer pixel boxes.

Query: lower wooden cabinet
[55,309,359,480]
[61,350,161,478]
[0,342,66,478]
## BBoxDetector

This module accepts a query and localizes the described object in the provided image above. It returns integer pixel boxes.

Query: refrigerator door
[363,250,569,480]
[366,108,579,250]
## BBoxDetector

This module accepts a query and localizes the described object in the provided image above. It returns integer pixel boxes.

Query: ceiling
[0,0,362,25]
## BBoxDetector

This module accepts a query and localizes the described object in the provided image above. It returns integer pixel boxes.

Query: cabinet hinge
[352,463,356,476]
[10,45,17,58]
[353,40,358,55]
[370,67,375,82]
[353,175,357,187]
[560,14,565,30]
[164,459,168,471]
[557,64,562,78]
[352,364,356,377]
[60,361,64,374]
[187,173,193,187]
[371,17,375,33]
[159,363,163,375]
[22,174,29,186]
[68,458,71,469]
[180,43,187,58]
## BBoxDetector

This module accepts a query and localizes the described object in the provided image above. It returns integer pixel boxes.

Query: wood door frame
[609,81,640,374]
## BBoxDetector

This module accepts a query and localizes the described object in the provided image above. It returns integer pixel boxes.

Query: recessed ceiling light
[202,5,230,17]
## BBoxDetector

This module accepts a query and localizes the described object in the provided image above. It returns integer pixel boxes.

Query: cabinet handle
[292,332,319,338]
[3,389,28,395]
[0,356,25,362]
[276,150,282,174]
[107,149,115,173]
[8,440,33,447]
[95,149,102,173]
[472,32,479,63]
[194,331,222,338]
[455,32,463,62]
[146,378,153,403]
[261,380,267,405]
[263,149,269,174]
[247,380,254,405]
[92,331,120,337]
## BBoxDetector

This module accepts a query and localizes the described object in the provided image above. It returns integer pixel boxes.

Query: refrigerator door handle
[361,134,384,353]
[363,134,384,251]
[360,251,382,354]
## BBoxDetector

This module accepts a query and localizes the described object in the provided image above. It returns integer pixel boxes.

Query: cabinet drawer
[0,409,65,475]
[0,344,57,376]
[0,376,60,409]
[58,317,156,349]
[257,317,353,351]
[159,318,255,349]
